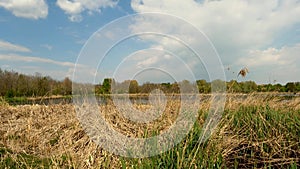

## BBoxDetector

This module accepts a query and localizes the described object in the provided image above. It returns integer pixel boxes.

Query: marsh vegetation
[0,94,299,168]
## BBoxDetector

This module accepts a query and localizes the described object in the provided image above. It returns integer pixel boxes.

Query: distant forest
[0,69,299,97]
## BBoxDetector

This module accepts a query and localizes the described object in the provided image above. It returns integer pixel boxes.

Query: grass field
[0,94,299,168]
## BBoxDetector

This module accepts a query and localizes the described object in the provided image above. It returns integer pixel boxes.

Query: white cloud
[0,0,48,19]
[56,0,118,22]
[110,48,198,83]
[40,44,53,51]
[56,0,83,14]
[131,0,300,51]
[238,43,300,67]
[130,0,300,83]
[0,53,98,81]
[238,49,283,67]
[0,53,78,67]
[0,40,31,52]
[236,43,300,83]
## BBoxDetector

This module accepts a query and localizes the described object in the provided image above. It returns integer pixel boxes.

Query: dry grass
[0,94,299,168]
[0,103,123,168]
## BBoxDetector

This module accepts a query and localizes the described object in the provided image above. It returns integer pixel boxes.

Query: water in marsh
[4,93,299,105]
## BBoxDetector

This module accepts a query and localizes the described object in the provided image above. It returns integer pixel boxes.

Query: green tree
[3,70,18,97]
[62,77,72,95]
[35,76,50,96]
[160,82,171,93]
[273,83,284,92]
[101,78,114,94]
[286,82,296,93]
[170,82,180,93]
[241,81,257,93]
[211,79,226,93]
[16,74,29,96]
[227,80,241,93]
[129,80,139,94]
[180,80,196,93]
[197,79,209,93]
[140,82,156,94]
[295,82,300,92]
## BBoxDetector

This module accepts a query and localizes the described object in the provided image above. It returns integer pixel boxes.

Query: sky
[0,0,299,84]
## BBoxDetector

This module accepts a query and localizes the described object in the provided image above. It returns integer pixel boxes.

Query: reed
[0,94,299,168]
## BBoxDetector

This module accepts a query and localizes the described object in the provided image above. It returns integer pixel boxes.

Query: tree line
[0,69,299,97]
[0,69,72,97]
[96,78,300,94]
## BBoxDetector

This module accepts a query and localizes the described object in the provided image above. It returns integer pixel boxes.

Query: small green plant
[121,121,224,169]
[0,96,8,106]
[49,136,60,146]
[0,146,52,168]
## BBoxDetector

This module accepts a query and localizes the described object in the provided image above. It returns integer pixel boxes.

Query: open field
[0,94,299,168]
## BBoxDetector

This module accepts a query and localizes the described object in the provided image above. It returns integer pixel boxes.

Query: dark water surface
[6,93,299,105]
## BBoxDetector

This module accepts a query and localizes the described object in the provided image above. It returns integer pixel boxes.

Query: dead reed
[0,94,299,168]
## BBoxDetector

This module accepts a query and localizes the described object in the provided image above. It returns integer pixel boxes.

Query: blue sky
[0,0,299,84]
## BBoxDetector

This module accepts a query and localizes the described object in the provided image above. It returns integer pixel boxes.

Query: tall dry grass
[0,94,299,168]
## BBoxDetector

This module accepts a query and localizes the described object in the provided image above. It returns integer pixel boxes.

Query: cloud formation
[131,0,300,47]
[0,0,48,19]
[0,40,31,52]
[0,53,77,67]
[0,53,93,80]
[56,0,118,22]
[130,0,300,83]
[238,46,296,67]
[113,48,197,83]
[237,43,300,83]
[0,0,118,21]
